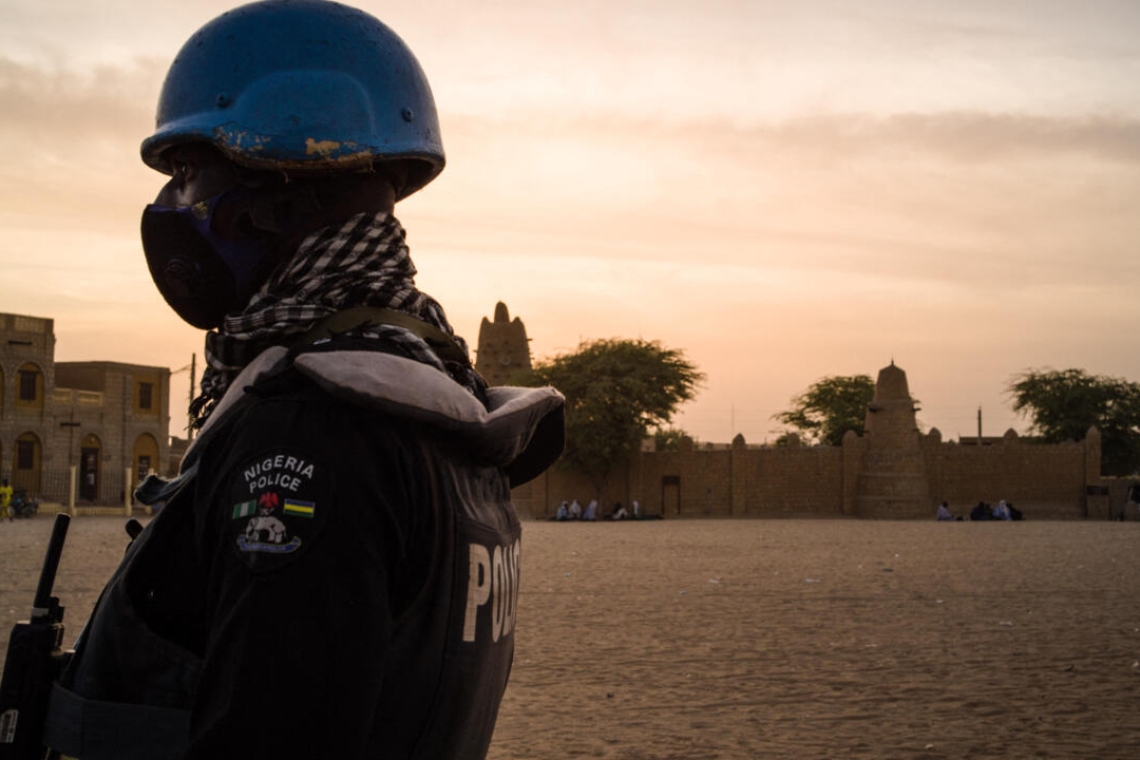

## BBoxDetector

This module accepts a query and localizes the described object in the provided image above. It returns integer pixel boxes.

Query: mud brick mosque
[477,303,1114,520]
[0,304,1113,518]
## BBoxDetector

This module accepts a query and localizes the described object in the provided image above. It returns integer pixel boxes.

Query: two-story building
[0,313,170,507]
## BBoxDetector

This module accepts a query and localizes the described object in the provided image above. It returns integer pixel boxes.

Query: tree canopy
[773,374,876,447]
[1008,368,1140,476]
[516,338,703,497]
[652,427,693,452]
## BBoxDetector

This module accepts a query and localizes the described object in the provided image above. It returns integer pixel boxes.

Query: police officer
[42,2,563,758]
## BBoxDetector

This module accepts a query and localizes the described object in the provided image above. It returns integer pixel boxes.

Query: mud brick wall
[510,431,1096,521]
[923,431,1090,519]
[748,445,844,516]
[515,466,631,520]
[636,446,734,517]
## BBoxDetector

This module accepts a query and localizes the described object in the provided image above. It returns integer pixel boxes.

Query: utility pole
[171,354,198,441]
[189,353,197,441]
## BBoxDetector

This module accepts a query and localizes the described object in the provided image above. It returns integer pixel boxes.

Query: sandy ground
[1,514,1137,759]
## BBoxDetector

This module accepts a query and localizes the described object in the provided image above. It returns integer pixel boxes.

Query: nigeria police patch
[227,449,331,571]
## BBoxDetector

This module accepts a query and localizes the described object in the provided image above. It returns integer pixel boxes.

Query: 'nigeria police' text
[244,454,316,494]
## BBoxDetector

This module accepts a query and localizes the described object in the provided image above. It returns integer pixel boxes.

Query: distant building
[475,301,532,386]
[0,313,170,507]
[854,361,932,516]
[469,302,1112,520]
[510,353,1109,520]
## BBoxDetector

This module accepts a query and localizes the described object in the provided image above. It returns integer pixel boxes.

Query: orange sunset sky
[2,0,1139,444]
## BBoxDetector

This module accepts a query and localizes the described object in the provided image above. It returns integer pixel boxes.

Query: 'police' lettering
[463,538,520,643]
[244,454,317,495]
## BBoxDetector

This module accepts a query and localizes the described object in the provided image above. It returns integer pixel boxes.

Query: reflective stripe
[43,683,188,760]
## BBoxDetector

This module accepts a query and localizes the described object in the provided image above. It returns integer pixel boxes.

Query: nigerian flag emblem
[232,500,256,519]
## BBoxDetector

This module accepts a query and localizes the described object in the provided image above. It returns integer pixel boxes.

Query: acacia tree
[773,374,876,446]
[516,339,703,498]
[1008,368,1140,476]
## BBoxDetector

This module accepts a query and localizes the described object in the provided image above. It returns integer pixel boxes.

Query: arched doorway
[13,432,42,495]
[80,434,102,503]
[133,433,160,486]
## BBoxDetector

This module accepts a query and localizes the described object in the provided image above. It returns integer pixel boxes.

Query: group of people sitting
[936,500,1024,521]
[553,499,640,521]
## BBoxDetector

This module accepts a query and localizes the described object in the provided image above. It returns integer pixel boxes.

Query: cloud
[4,52,1137,291]
[0,0,1135,455]
[0,56,160,140]
[766,111,1140,163]
[411,109,1140,296]
[0,56,161,230]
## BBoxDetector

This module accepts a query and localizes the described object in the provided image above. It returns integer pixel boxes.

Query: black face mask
[141,190,275,330]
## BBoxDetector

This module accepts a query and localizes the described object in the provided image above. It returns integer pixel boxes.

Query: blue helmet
[141,0,444,199]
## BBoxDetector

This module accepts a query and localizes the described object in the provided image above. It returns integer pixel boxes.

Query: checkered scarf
[192,211,483,426]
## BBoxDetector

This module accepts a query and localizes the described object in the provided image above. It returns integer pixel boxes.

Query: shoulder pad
[184,347,563,485]
[293,350,563,480]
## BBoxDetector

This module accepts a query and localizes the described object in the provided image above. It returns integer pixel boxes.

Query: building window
[17,440,34,469]
[18,370,37,401]
[139,382,154,410]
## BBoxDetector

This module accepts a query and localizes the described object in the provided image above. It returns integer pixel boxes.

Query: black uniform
[44,341,564,759]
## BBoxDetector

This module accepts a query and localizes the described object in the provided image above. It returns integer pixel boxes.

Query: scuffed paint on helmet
[141,0,445,199]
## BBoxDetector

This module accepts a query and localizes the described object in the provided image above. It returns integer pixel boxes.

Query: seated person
[969,501,991,521]
[936,501,955,521]
[582,499,598,521]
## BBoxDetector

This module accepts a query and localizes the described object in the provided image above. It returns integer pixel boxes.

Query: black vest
[44,345,563,759]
